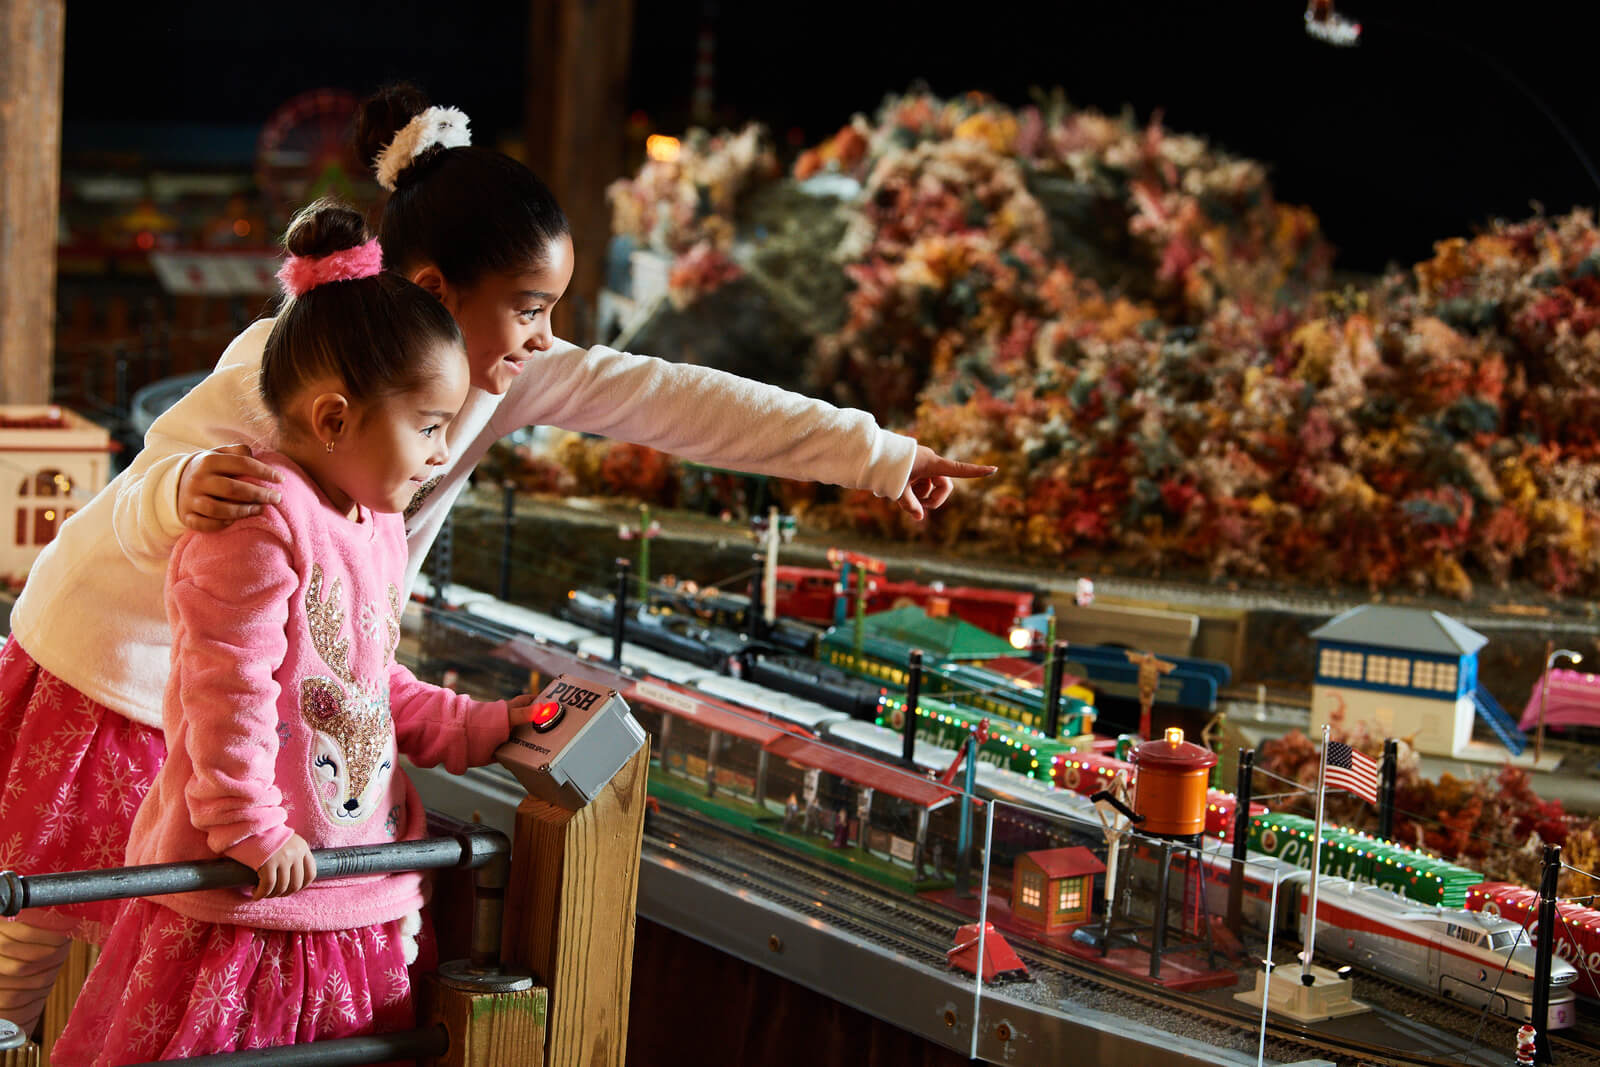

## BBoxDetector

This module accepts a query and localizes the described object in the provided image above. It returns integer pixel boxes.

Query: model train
[408,576,1583,1029]
[562,588,1106,742]
[1467,882,1600,1003]
[626,562,1230,732]
[1129,843,1579,1028]
[770,562,1034,636]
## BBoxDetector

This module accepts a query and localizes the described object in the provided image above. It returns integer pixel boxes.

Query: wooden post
[425,979,548,1067]
[0,1039,39,1067]
[0,0,65,403]
[503,743,649,1067]
[37,940,96,1063]
[524,0,636,347]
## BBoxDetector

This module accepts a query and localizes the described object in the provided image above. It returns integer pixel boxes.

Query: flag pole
[1302,723,1330,986]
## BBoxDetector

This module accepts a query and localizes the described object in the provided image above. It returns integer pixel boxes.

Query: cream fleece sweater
[9,319,918,727]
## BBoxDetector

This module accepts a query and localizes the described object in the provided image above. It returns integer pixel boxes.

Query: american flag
[1326,741,1380,804]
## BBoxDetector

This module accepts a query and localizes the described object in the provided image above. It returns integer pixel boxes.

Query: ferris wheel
[255,89,378,225]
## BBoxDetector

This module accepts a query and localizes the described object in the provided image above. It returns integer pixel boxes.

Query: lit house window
[1413,661,1459,692]
[1365,655,1409,687]
[15,469,73,548]
[1019,871,1042,909]
[1057,880,1082,913]
[1319,649,1364,680]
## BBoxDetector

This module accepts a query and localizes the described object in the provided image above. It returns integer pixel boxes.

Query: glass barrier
[398,587,991,1056]
[398,580,1576,1066]
[968,790,1304,1065]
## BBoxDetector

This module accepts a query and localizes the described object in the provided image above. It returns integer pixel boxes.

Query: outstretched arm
[388,664,514,773]
[490,342,928,501]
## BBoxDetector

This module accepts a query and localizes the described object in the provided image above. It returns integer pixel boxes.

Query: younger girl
[0,84,992,1028]
[51,200,537,1062]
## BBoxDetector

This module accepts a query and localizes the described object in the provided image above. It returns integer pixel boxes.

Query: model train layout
[408,571,1600,1043]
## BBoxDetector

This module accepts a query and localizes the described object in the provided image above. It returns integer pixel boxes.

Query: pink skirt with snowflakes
[53,900,435,1064]
[0,635,167,941]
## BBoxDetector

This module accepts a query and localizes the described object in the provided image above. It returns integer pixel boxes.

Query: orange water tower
[1130,727,1216,838]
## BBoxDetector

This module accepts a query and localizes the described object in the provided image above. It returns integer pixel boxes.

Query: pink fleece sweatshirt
[124,454,510,932]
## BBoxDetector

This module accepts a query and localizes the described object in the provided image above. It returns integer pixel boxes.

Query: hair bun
[356,83,433,176]
[282,198,370,259]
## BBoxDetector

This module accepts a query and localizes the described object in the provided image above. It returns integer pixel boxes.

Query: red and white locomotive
[1467,882,1600,1003]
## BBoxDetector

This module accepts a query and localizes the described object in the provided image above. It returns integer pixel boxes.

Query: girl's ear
[308,392,352,450]
[408,264,456,312]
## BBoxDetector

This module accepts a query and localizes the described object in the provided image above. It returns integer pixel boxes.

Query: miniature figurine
[1125,649,1177,740]
[1517,1023,1537,1066]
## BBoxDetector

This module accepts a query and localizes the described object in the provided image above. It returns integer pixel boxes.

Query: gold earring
[326,439,335,454]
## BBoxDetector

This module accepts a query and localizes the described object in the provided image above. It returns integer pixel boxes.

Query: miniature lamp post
[853,567,870,666]
[1536,648,1582,764]
[612,558,632,665]
[1007,609,1053,655]
[1531,842,1561,1064]
[902,649,923,767]
[749,506,792,629]
[1087,775,1140,955]
[1044,641,1068,741]
[617,504,661,606]
[825,548,884,667]
[1008,609,1057,713]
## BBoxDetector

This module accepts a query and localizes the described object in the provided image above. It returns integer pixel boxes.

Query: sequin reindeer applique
[300,565,402,826]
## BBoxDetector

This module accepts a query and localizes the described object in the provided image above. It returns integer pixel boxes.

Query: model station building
[1307,605,1524,758]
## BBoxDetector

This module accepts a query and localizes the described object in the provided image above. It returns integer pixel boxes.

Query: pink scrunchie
[276,239,383,297]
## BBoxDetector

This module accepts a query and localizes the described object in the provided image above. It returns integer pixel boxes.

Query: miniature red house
[1011,846,1105,932]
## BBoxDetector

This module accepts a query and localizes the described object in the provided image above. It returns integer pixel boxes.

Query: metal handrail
[0,825,507,917]
[1,817,520,1065]
[124,1026,450,1067]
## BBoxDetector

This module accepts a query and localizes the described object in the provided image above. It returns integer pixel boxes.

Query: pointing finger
[926,458,997,480]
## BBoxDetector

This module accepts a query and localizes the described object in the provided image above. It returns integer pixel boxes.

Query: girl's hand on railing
[253,834,316,900]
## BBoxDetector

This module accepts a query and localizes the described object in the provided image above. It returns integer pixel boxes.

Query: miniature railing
[0,813,544,1067]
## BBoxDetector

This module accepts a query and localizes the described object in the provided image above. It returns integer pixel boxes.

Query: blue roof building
[1307,606,1523,757]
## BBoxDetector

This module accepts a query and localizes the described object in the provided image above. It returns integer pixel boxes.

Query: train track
[647,804,1406,1065]
[405,586,1600,1061]
[454,491,1600,633]
[1349,970,1600,1066]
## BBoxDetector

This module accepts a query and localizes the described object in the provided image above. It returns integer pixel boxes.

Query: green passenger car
[1247,812,1483,908]
[876,693,1076,784]
[818,608,1099,743]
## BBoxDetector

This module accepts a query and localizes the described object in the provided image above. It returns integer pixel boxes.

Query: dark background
[63,0,1600,275]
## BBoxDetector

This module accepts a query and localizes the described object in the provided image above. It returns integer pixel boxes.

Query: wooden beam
[0,1041,39,1067]
[424,978,548,1067]
[503,743,649,1067]
[525,0,636,346]
[0,0,65,404]
[37,940,95,1063]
